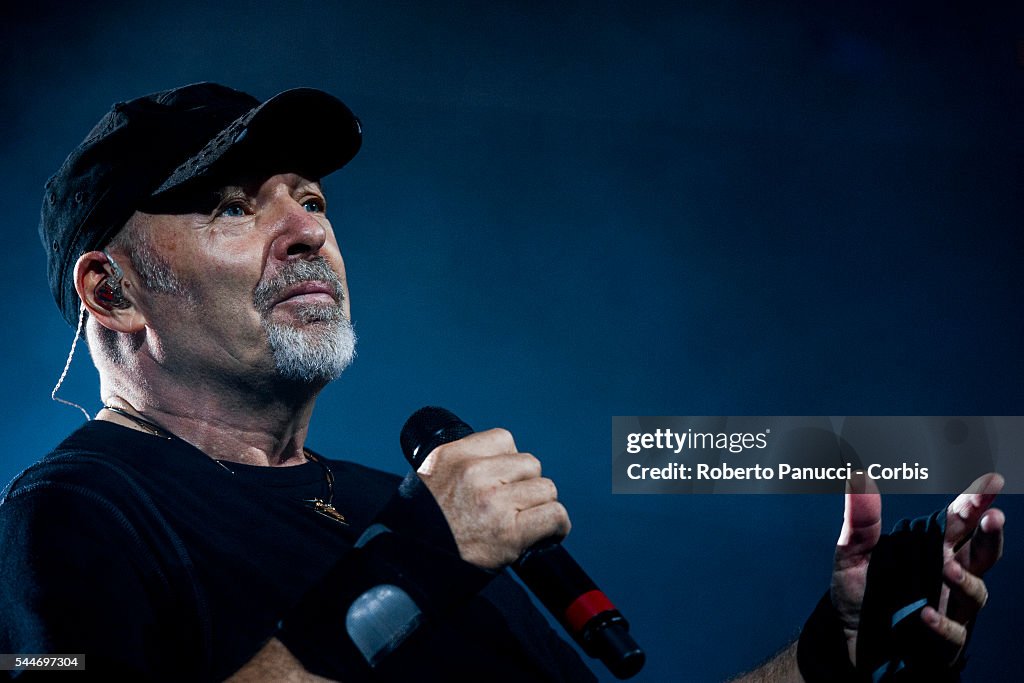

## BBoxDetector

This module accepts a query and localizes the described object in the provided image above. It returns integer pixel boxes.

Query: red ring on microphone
[564,589,616,633]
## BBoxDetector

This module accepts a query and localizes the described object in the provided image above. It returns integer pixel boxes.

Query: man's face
[117,172,355,388]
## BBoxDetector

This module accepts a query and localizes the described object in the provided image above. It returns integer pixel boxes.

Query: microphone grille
[400,406,474,468]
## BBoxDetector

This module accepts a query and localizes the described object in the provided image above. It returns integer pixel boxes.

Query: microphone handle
[402,408,645,679]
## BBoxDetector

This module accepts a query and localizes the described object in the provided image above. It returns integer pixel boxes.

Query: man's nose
[270,199,328,261]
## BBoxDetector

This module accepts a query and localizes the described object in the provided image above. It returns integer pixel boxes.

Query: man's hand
[415,428,571,569]
[831,472,1005,667]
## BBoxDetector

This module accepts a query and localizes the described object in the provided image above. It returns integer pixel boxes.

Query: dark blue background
[2,2,1021,680]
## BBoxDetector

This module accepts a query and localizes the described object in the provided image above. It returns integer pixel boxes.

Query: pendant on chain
[306,498,348,525]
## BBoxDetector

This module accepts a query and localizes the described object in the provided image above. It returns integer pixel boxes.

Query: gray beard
[263,310,356,384]
[254,259,357,384]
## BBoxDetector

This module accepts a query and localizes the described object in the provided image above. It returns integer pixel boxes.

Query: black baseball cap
[40,82,362,327]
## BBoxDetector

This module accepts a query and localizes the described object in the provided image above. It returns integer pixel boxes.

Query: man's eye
[302,198,325,213]
[218,202,247,218]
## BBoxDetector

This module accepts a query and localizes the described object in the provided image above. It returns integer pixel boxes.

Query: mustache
[253,257,345,313]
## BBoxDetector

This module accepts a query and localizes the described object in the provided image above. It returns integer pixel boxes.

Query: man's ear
[74,250,147,333]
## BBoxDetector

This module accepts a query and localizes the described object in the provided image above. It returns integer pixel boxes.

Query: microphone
[400,406,645,680]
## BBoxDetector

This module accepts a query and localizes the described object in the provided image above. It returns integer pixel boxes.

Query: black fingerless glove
[799,508,964,683]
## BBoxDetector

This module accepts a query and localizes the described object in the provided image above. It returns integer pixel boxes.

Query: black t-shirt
[0,420,594,682]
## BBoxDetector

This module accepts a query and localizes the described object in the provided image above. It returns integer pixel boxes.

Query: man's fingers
[944,561,989,626]
[837,472,882,554]
[423,449,541,487]
[939,475,1005,642]
[921,606,968,654]
[516,500,571,546]
[506,477,559,511]
[474,427,519,455]
[417,427,519,475]
[945,508,1003,628]
[946,473,1004,552]
[959,508,1005,576]
[460,452,542,485]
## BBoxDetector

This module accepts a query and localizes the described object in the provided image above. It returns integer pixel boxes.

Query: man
[0,83,1005,681]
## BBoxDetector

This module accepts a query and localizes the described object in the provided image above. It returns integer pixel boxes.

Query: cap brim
[152,88,362,196]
